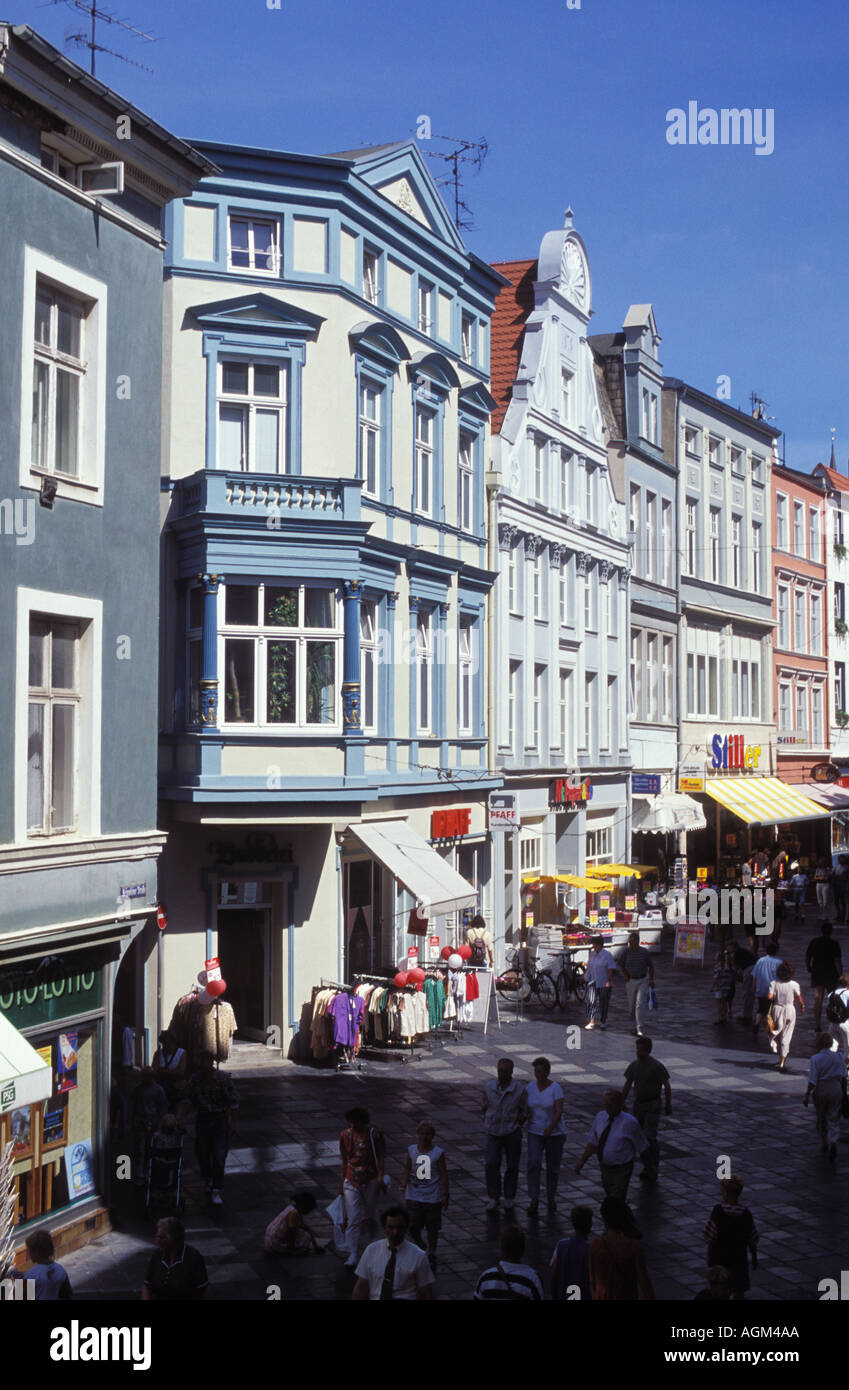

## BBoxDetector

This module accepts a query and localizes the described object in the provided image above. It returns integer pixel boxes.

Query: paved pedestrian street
[62,914,849,1302]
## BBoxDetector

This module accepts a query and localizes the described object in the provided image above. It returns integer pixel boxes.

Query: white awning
[802,783,849,811]
[347,819,477,917]
[0,1012,52,1115]
[632,792,707,834]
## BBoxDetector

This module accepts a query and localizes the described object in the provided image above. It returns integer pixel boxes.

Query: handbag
[647,986,658,1011]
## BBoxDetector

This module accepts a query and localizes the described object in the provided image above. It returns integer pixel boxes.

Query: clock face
[561,240,587,307]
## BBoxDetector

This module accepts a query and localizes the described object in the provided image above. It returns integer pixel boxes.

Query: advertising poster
[57,1031,78,1093]
[66,1139,96,1200]
[10,1106,33,1159]
[674,923,707,966]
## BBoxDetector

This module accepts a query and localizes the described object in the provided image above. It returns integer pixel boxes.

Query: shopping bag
[326,1194,348,1256]
[647,986,658,1011]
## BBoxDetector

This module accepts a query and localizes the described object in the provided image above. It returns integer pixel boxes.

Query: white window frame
[685,500,698,577]
[19,249,107,506]
[227,215,280,275]
[645,492,657,581]
[559,667,572,758]
[709,507,721,583]
[520,830,542,874]
[583,672,595,750]
[508,659,520,752]
[415,407,435,517]
[362,246,380,305]
[752,523,762,591]
[359,380,382,498]
[708,435,723,469]
[532,664,545,751]
[684,424,701,457]
[532,550,545,621]
[731,515,742,589]
[217,360,289,473]
[15,587,102,844]
[778,681,790,732]
[416,607,433,735]
[810,591,822,655]
[559,555,568,628]
[560,449,572,512]
[507,542,519,615]
[219,583,342,731]
[661,499,672,586]
[360,599,378,733]
[777,585,789,648]
[661,636,674,720]
[775,493,788,550]
[751,453,764,484]
[459,616,474,735]
[835,662,846,716]
[459,432,474,531]
[795,684,808,734]
[793,500,805,558]
[586,820,614,865]
[812,684,824,745]
[794,588,807,653]
[461,313,475,365]
[730,444,744,475]
[534,435,546,504]
[561,368,573,426]
[809,506,821,563]
[604,675,617,750]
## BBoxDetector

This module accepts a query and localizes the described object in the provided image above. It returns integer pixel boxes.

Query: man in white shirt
[585,935,616,1031]
[481,1057,528,1214]
[351,1207,435,1300]
[574,1089,649,1201]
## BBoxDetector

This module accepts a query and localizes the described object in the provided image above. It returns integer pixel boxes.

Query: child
[401,1120,449,1270]
[15,1228,71,1300]
[550,1205,592,1300]
[713,949,734,1024]
[264,1192,325,1257]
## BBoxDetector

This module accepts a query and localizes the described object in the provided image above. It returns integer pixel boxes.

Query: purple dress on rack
[329,992,365,1048]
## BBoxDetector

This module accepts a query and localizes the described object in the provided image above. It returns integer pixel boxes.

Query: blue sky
[17,0,849,470]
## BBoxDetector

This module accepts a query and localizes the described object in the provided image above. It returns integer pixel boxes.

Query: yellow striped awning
[704,776,828,827]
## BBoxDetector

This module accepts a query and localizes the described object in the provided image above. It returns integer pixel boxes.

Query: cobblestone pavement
[59,910,849,1301]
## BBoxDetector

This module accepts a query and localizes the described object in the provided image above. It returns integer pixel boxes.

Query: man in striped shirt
[474,1225,544,1300]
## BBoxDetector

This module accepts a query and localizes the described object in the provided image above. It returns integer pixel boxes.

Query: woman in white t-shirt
[525,1057,566,1217]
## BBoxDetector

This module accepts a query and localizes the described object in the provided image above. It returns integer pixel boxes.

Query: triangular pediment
[343,141,465,254]
[188,293,324,339]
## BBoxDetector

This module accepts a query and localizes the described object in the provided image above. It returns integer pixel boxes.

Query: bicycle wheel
[572,965,587,1003]
[495,971,521,1001]
[556,970,570,1012]
[536,970,558,1010]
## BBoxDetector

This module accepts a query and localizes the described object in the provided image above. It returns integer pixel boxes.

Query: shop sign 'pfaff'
[710,734,762,771]
[430,808,471,839]
[549,776,593,808]
[488,791,520,832]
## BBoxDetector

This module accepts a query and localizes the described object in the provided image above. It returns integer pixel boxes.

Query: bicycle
[553,949,587,1011]
[495,947,558,1010]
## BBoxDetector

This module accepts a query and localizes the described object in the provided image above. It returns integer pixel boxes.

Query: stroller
[144,1124,184,1218]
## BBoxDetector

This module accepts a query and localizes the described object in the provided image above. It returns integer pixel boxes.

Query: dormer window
[41,140,125,195]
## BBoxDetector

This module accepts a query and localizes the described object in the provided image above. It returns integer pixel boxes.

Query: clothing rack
[352,973,421,1064]
[320,978,353,992]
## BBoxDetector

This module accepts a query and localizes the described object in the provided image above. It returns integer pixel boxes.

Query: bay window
[220,583,340,728]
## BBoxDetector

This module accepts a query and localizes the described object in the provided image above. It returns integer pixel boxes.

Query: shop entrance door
[216,910,269,1041]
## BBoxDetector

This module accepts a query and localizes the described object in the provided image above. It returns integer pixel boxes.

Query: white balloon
[447,953,463,970]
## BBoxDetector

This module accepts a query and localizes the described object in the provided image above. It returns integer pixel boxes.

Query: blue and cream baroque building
[488,215,632,948]
[156,139,505,1046]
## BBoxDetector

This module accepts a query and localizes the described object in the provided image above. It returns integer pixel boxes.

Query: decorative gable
[188,293,324,339]
[376,175,430,227]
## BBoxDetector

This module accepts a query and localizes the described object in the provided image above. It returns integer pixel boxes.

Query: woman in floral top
[338,1106,386,1268]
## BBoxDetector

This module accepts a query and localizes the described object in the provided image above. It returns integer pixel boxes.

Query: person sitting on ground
[474,1224,544,1301]
[13,1228,72,1300]
[264,1192,325,1257]
[550,1205,592,1301]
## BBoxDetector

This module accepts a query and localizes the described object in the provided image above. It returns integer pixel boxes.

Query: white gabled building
[488,214,631,952]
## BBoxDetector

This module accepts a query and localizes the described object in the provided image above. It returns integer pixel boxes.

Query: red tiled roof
[489,259,537,435]
[816,463,849,494]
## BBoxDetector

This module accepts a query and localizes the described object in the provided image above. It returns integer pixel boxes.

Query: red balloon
[206,978,227,998]
[393,971,409,988]
[440,946,454,960]
[408,967,426,984]
[458,944,473,961]
[415,982,424,991]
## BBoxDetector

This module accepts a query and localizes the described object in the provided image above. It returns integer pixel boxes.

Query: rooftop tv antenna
[42,0,155,75]
[420,132,488,232]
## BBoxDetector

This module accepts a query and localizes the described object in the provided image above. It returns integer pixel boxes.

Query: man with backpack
[805,920,843,1032]
[826,974,849,1066]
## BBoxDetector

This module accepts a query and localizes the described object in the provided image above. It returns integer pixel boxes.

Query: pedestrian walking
[264,1192,325,1257]
[703,1176,758,1301]
[619,930,654,1037]
[400,1120,448,1269]
[788,864,808,921]
[832,855,849,925]
[474,1225,544,1301]
[550,1205,592,1301]
[481,1057,528,1214]
[574,1089,649,1202]
[584,934,616,1031]
[741,857,753,889]
[589,1196,654,1301]
[131,1067,167,1186]
[620,1036,671,1182]
[805,920,842,1031]
[351,1207,434,1301]
[712,948,735,1025]
[337,1106,386,1268]
[731,942,756,1022]
[826,974,849,1065]
[752,941,783,1036]
[178,1050,238,1207]
[815,858,833,917]
[141,1217,209,1301]
[804,1032,846,1162]
[766,962,805,1071]
[525,1056,566,1216]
